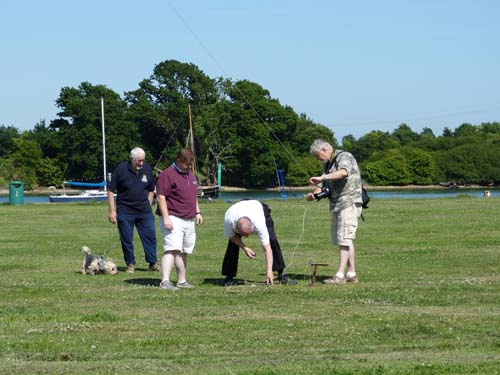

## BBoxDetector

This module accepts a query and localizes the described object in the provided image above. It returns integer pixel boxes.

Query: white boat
[49,181,109,203]
[49,97,111,203]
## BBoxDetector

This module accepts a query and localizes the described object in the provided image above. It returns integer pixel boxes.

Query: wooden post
[309,262,329,286]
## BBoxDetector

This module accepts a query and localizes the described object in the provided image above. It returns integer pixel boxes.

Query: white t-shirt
[223,200,269,246]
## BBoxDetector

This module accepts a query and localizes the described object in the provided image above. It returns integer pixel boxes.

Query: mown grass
[0,196,499,374]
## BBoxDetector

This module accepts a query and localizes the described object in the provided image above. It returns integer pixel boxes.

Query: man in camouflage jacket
[306,139,363,285]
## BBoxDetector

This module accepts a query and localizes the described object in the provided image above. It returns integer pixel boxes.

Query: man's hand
[242,247,256,259]
[309,175,324,185]
[108,212,117,224]
[163,216,173,230]
[305,188,321,201]
[195,213,203,225]
[305,192,316,201]
[266,271,274,285]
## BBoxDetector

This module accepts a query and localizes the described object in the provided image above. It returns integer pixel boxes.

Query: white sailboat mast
[101,97,107,191]
[188,104,196,174]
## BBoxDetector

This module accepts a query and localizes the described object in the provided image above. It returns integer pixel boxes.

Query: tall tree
[0,125,20,158]
[392,123,420,145]
[126,59,219,168]
[350,130,398,162]
[222,80,298,187]
[52,82,138,182]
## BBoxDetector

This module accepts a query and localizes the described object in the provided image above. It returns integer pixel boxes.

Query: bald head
[237,217,255,237]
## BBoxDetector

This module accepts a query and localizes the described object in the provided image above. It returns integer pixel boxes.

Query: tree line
[1,59,499,189]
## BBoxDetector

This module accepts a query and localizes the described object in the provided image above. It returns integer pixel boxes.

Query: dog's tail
[82,246,91,255]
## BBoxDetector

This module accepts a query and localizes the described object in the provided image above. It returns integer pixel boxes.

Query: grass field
[1,196,499,374]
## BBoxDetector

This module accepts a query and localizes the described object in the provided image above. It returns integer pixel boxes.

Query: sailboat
[49,98,110,203]
[187,105,220,199]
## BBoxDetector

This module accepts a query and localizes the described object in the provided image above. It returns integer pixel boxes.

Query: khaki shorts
[159,215,196,254]
[331,204,362,246]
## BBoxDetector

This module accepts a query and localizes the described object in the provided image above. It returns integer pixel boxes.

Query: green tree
[37,158,64,187]
[291,114,335,154]
[364,149,411,185]
[454,123,478,137]
[400,147,438,184]
[391,123,420,145]
[126,59,219,167]
[52,82,138,182]
[222,80,296,187]
[9,136,44,189]
[29,120,62,160]
[286,155,322,186]
[479,122,500,135]
[0,125,20,158]
[350,130,398,162]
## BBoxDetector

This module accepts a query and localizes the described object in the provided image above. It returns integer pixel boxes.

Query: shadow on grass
[117,266,154,273]
[202,278,254,287]
[123,278,160,287]
[202,273,315,287]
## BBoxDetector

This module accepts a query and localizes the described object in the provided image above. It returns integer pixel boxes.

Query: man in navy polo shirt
[107,147,159,273]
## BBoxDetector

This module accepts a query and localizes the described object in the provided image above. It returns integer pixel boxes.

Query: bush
[286,155,322,186]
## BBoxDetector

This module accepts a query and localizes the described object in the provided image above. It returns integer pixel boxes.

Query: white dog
[81,246,118,275]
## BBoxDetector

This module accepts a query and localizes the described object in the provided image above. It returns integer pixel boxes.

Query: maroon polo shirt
[156,164,198,219]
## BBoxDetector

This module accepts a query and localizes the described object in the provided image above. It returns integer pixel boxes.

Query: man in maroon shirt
[156,149,203,290]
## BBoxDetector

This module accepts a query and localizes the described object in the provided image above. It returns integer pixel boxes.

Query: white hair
[130,147,146,160]
[237,217,255,234]
[310,139,333,154]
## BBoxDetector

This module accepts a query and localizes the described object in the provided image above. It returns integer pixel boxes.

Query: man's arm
[310,168,348,185]
[262,243,274,285]
[157,195,173,230]
[229,235,256,259]
[194,198,203,225]
[107,191,116,224]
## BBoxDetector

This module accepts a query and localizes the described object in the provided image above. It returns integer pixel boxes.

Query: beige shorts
[331,204,362,246]
[159,215,196,254]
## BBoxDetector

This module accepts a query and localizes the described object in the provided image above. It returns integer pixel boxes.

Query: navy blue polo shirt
[108,161,155,214]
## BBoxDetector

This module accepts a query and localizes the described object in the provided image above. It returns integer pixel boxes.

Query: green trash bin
[9,180,24,205]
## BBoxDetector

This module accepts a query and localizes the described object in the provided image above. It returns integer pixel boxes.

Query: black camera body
[313,185,331,201]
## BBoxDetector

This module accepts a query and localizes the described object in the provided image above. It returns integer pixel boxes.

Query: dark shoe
[278,273,297,286]
[223,277,234,287]
[148,262,160,272]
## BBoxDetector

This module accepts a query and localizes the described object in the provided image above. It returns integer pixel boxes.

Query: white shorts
[159,215,196,254]
[331,204,362,246]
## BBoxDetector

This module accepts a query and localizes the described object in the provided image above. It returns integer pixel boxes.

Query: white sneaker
[159,280,178,290]
[176,281,194,289]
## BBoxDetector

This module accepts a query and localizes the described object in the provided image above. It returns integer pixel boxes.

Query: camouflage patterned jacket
[323,150,363,212]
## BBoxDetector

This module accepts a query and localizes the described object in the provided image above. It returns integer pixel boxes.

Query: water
[218,188,500,202]
[0,195,51,204]
[1,188,498,204]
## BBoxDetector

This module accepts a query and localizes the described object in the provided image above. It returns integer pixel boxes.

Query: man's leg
[221,238,240,279]
[161,251,176,282]
[136,213,158,264]
[328,205,359,284]
[261,202,286,273]
[117,213,136,266]
[336,245,350,277]
[347,243,355,274]
[175,252,187,284]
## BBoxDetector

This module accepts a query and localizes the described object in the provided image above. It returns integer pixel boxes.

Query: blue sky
[1,0,499,141]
